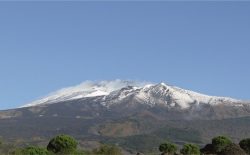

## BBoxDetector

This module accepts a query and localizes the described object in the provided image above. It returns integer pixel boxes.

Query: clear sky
[0,2,249,110]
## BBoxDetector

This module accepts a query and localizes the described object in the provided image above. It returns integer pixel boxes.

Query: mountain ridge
[22,80,246,110]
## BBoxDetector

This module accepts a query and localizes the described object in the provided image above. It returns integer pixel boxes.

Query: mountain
[22,80,149,107]
[21,80,250,120]
[0,80,250,153]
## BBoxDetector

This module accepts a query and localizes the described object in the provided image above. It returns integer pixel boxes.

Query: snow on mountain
[134,83,243,108]
[22,80,244,109]
[22,80,150,107]
[100,82,243,109]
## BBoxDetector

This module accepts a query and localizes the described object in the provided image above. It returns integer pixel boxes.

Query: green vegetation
[219,143,247,155]
[200,135,246,155]
[47,134,78,154]
[212,136,232,153]
[159,141,177,155]
[0,135,119,155]
[180,143,200,155]
[240,138,250,154]
[1,134,250,155]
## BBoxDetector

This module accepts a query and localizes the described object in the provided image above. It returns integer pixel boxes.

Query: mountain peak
[22,80,151,107]
[22,80,244,109]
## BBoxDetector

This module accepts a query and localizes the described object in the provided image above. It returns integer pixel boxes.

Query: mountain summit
[23,80,245,111]
[23,80,150,107]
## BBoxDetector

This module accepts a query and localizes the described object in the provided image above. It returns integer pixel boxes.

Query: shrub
[239,138,250,154]
[212,136,232,153]
[47,134,78,154]
[180,143,200,155]
[159,141,177,155]
[219,143,246,155]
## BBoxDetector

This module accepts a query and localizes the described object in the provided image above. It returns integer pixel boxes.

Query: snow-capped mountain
[1,80,250,149]
[22,80,246,110]
[22,80,150,107]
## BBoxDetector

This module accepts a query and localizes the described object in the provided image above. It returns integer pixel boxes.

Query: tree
[92,144,122,155]
[159,142,177,155]
[180,143,200,155]
[47,134,78,154]
[219,143,247,155]
[212,136,232,153]
[239,138,250,154]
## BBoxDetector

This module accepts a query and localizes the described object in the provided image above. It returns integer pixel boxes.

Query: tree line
[158,135,250,155]
[0,134,250,155]
[0,134,122,155]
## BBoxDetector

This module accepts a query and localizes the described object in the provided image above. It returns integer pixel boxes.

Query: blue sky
[0,2,249,110]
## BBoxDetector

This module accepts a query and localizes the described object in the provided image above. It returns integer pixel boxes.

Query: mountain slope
[0,80,250,153]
